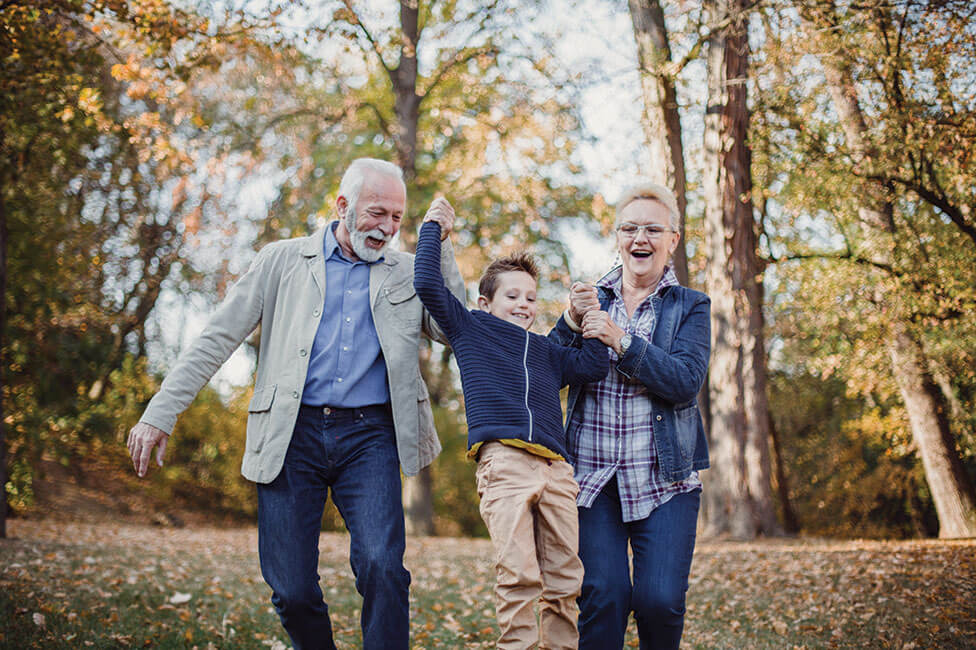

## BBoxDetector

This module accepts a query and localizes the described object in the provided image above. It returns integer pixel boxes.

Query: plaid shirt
[569,266,701,522]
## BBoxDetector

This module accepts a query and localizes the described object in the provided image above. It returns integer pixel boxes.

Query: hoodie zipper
[522,329,533,442]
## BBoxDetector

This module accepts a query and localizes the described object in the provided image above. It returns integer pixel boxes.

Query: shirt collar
[597,265,680,299]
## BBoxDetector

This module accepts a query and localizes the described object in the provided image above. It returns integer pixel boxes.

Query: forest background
[2,0,975,543]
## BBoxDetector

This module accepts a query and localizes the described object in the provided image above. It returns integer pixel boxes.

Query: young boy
[413,209,609,650]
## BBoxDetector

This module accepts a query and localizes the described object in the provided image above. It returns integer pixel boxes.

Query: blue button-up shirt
[302,223,389,407]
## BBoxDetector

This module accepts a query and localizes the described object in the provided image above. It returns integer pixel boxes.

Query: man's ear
[477,295,490,311]
[336,195,348,218]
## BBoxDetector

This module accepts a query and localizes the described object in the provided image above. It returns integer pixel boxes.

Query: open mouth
[365,236,388,248]
[630,250,653,258]
[512,313,531,320]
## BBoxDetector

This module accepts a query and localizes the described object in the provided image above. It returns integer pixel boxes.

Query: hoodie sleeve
[413,221,470,341]
[554,332,611,388]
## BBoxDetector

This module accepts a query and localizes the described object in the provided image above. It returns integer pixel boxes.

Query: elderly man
[126,158,464,650]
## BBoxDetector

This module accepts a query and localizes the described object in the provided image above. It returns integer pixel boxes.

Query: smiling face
[477,271,537,330]
[335,170,406,262]
[616,198,679,285]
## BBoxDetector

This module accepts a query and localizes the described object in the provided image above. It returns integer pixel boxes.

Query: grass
[1,518,974,648]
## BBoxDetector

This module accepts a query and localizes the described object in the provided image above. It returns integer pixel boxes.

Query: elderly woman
[549,181,710,649]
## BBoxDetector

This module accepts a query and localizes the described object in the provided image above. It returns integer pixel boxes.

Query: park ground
[1,515,974,649]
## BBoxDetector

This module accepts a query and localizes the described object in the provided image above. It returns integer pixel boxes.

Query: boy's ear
[477,295,491,311]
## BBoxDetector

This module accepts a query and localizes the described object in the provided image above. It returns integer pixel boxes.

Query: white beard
[345,208,389,262]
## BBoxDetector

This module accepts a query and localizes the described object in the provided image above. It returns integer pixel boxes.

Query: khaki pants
[476,442,583,650]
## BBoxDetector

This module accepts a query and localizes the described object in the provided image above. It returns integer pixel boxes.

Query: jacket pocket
[384,279,417,304]
[382,279,422,327]
[674,403,698,461]
[248,384,277,413]
[246,384,277,453]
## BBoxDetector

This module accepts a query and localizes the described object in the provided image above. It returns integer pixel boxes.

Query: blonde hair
[615,181,680,231]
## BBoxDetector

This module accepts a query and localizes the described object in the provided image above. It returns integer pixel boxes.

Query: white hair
[615,181,680,231]
[338,158,406,216]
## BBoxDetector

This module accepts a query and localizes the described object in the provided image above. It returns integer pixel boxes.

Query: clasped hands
[570,282,627,355]
[422,197,456,240]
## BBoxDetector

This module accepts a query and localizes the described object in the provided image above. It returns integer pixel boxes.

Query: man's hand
[423,197,455,240]
[127,422,169,478]
[568,282,600,326]
[582,310,626,353]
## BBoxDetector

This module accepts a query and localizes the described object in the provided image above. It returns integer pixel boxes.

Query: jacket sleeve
[615,293,711,405]
[414,221,469,341]
[139,245,270,435]
[556,334,610,387]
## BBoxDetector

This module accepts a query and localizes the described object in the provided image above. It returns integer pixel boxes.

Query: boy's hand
[582,310,626,352]
[423,197,455,240]
[568,282,600,325]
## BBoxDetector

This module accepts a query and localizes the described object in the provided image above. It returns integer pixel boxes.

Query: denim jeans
[257,404,410,650]
[577,478,700,650]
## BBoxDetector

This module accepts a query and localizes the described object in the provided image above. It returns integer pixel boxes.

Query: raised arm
[414,219,470,341]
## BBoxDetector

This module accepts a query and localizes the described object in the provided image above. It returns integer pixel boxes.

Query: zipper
[522,329,533,442]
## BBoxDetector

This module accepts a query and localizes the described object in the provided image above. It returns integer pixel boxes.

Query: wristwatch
[618,333,633,356]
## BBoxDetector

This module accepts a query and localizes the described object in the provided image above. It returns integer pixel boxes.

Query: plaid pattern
[569,266,701,522]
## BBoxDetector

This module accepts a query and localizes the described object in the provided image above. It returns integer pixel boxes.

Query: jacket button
[299,349,307,357]
[656,415,663,421]
[292,391,299,399]
[313,309,320,317]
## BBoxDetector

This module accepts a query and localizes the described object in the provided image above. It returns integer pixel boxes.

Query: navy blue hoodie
[414,221,609,458]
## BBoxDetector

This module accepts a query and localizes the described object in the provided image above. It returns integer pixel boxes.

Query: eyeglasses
[616,223,676,239]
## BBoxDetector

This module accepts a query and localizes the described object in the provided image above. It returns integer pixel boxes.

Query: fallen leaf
[169,592,192,605]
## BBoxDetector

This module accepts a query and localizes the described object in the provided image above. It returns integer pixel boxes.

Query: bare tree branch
[421,45,498,98]
[338,0,394,80]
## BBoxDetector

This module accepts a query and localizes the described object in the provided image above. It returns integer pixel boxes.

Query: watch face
[621,334,632,352]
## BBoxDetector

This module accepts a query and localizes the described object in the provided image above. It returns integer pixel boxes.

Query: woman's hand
[569,282,600,325]
[582,310,626,353]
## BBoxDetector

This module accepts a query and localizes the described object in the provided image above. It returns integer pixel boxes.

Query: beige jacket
[139,224,465,482]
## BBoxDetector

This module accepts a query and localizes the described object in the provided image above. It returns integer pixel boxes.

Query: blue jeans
[577,479,700,650]
[257,404,410,650]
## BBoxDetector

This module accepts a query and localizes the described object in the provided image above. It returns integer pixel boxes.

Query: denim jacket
[549,281,711,482]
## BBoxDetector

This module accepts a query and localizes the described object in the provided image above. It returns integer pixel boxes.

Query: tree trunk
[768,410,799,533]
[628,0,689,285]
[0,177,7,539]
[809,15,976,538]
[888,326,976,538]
[393,0,421,186]
[393,0,436,535]
[700,0,780,538]
[402,466,435,536]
